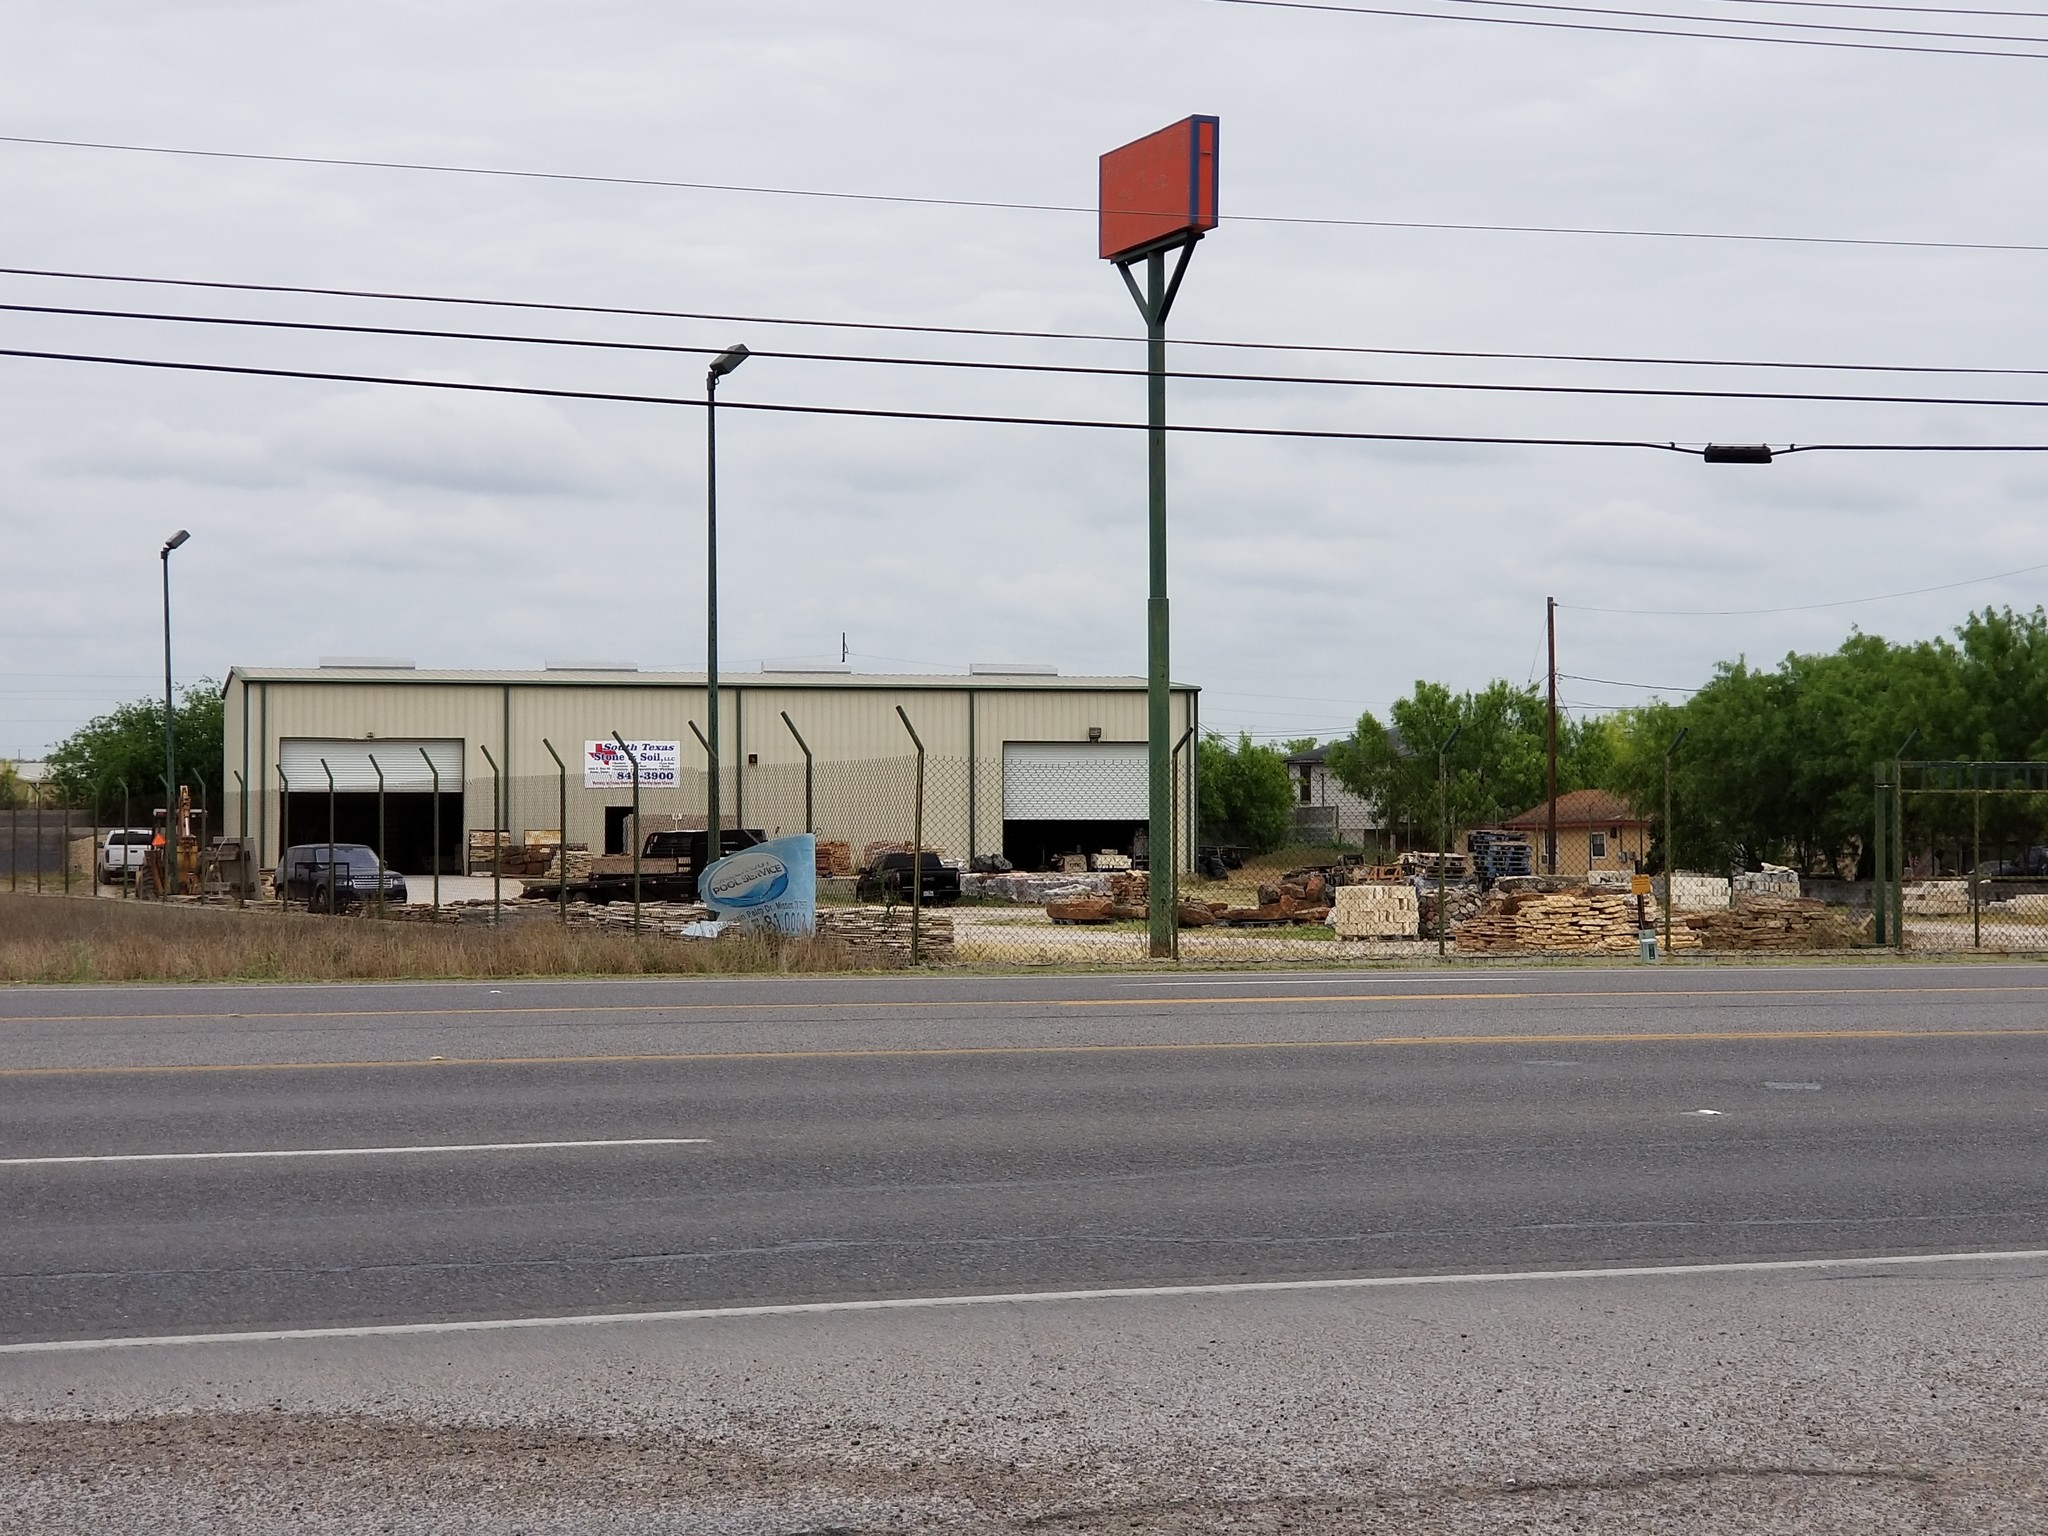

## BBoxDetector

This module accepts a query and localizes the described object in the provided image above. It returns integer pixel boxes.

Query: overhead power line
[5,135,2048,253]
[1712,0,2048,18]
[1202,0,2048,56]
[1286,0,2048,43]
[13,300,2048,410]
[1558,671,1700,692]
[0,342,1693,451]
[1399,0,2048,43]
[5,341,2048,457]
[1560,555,2048,613]
[6,265,2047,380]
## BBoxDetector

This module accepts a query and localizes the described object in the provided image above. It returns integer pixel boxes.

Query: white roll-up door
[1001,741,1148,821]
[279,739,463,792]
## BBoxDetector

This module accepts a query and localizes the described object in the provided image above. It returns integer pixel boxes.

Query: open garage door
[278,739,463,875]
[1001,741,1148,870]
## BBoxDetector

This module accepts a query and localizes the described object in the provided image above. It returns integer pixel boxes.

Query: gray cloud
[1,0,2045,755]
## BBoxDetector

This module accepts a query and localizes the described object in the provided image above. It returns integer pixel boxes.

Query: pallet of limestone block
[1330,882,1420,940]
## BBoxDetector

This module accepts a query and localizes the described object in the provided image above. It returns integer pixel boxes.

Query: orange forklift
[138,785,201,899]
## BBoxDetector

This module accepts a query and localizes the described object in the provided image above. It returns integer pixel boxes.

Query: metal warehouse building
[221,662,1200,877]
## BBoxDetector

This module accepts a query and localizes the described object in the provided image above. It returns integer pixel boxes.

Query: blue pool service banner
[698,834,816,936]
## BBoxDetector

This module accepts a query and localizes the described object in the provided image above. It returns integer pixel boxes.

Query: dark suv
[856,851,961,906]
[277,843,407,910]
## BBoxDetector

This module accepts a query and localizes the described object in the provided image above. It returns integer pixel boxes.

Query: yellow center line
[3,981,2048,1026]
[5,1025,2046,1078]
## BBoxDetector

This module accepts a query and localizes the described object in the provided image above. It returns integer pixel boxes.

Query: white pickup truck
[98,829,153,884]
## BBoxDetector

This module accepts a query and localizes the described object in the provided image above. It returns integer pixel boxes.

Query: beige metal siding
[229,671,1196,869]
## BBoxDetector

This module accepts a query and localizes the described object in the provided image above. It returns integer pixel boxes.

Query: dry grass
[0,893,870,983]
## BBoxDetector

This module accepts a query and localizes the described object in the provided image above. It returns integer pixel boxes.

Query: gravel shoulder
[6,1258,2046,1534]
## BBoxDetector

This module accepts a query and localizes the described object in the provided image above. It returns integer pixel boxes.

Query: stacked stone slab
[1903,881,1969,915]
[1683,896,1864,950]
[1455,885,1701,955]
[964,870,1110,904]
[815,906,956,963]
[566,900,954,963]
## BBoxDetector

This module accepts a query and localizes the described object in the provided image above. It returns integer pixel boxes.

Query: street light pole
[159,529,189,901]
[704,344,750,858]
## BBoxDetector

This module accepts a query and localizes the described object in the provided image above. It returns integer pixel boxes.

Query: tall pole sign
[1100,115,1219,958]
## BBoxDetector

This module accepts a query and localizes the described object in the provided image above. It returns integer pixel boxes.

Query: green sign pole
[1116,239,1198,958]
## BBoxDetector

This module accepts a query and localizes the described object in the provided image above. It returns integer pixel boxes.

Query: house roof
[1502,788,1645,829]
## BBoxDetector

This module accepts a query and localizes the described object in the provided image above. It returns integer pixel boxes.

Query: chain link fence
[19,745,2006,965]
[1878,762,2048,954]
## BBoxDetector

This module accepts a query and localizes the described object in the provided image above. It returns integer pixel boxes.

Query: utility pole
[1545,596,1559,876]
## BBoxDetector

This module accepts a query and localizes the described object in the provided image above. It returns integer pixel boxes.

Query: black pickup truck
[856,851,962,905]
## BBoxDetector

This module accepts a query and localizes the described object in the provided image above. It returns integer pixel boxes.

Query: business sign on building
[584,739,680,788]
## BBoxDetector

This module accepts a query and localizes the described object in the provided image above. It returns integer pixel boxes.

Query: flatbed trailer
[520,828,763,904]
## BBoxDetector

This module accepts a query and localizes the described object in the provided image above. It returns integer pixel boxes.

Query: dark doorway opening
[604,805,636,856]
[280,791,462,875]
[1002,818,1146,872]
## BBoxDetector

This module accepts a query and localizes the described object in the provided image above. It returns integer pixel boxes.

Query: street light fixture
[160,529,190,899]
[704,345,749,855]
[1702,444,1774,464]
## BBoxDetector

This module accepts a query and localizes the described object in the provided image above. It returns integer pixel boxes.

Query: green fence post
[1971,777,1982,950]
[277,766,292,911]
[612,734,640,933]
[419,748,440,915]
[231,770,247,904]
[1436,725,1462,960]
[543,738,569,926]
[780,712,814,835]
[368,754,387,918]
[1893,733,1915,953]
[895,706,926,965]
[480,744,503,926]
[319,758,337,915]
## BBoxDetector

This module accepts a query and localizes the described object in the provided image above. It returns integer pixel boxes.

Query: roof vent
[969,662,1058,676]
[318,656,415,669]
[544,659,638,672]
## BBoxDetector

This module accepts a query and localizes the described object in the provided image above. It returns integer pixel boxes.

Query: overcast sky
[4,0,2046,759]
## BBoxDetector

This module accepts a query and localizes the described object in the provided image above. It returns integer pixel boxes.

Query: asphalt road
[5,962,2046,1345]
[6,963,2048,1531]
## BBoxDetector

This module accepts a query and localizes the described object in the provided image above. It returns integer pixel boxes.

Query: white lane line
[6,1248,2044,1355]
[0,1137,709,1167]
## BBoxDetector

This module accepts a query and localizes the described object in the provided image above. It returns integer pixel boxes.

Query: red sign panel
[1099,116,1219,262]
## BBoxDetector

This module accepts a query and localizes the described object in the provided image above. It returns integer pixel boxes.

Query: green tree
[45,683,223,816]
[1596,610,2047,877]
[1327,679,1595,846]
[0,759,25,809]
[1198,732,1297,852]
